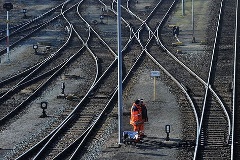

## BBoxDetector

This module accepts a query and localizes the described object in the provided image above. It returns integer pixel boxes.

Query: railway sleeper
[207,126,227,129]
[93,93,109,99]
[199,146,231,154]
[201,140,227,144]
[200,142,227,146]
[204,137,226,142]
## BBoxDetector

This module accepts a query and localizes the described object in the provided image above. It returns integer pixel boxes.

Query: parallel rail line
[0,0,239,159]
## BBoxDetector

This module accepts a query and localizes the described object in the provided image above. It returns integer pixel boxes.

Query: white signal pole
[3,2,13,63]
[6,10,10,62]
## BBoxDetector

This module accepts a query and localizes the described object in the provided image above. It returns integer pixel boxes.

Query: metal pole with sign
[151,71,160,101]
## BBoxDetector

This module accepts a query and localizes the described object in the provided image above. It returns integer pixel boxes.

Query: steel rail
[0,1,87,57]
[69,49,147,160]
[120,0,197,136]
[76,0,119,85]
[0,0,70,56]
[0,15,66,56]
[24,0,154,157]
[145,49,198,133]
[0,19,73,125]
[15,26,95,160]
[0,20,72,101]
[0,25,89,123]
[31,47,93,160]
[0,64,38,88]
[76,0,117,57]
[106,0,164,50]
[98,0,168,54]
[0,21,48,42]
[30,52,117,159]
[52,59,118,159]
[17,0,191,159]
[147,2,231,157]
[0,23,72,125]
[0,0,76,102]
[126,0,230,157]
[52,59,117,158]
[42,1,229,159]
[0,64,61,124]
[15,28,94,160]
[98,0,138,50]
[111,1,230,158]
[14,0,214,159]
[102,0,195,135]
[16,1,118,158]
[135,0,199,147]
[32,13,119,160]
[0,14,70,92]
[68,9,164,154]
[231,0,239,159]
[0,0,68,34]
[120,1,162,50]
[71,26,99,89]
[193,0,230,159]
[65,0,195,158]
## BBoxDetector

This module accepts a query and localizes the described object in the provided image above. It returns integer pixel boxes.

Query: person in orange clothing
[140,99,148,123]
[139,99,148,137]
[130,99,144,137]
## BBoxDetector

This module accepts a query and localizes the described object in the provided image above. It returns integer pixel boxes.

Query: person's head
[135,99,140,105]
[140,99,143,104]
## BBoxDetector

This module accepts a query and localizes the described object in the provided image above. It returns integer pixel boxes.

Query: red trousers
[132,122,144,135]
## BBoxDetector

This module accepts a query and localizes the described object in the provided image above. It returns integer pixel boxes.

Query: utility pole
[182,0,185,16]
[117,0,123,145]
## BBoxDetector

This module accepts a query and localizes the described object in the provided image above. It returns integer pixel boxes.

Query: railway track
[232,0,240,159]
[0,0,239,159]
[0,1,68,55]
[193,0,237,159]
[6,0,184,159]
[0,0,92,125]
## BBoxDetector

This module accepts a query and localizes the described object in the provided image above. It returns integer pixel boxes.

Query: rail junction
[0,0,239,159]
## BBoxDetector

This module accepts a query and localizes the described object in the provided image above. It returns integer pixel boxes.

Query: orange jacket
[130,103,142,125]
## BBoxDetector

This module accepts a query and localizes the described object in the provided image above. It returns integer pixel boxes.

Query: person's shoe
[140,134,147,139]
